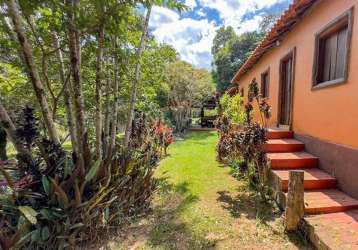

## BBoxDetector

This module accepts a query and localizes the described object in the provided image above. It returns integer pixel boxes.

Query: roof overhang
[231,0,319,84]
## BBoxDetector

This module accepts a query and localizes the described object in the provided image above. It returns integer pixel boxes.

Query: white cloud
[199,0,285,34]
[237,15,264,34]
[150,6,217,69]
[184,0,197,9]
[149,0,287,69]
[150,7,180,29]
[197,8,206,17]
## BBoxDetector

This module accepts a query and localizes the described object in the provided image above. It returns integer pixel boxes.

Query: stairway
[266,128,358,215]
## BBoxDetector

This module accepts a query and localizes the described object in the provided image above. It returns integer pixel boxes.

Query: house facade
[232,0,358,199]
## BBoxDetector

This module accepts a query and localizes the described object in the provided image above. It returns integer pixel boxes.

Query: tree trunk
[0,12,24,63]
[53,32,78,153]
[95,23,105,160]
[285,170,304,231]
[0,102,32,159]
[0,126,7,161]
[103,68,112,155]
[66,0,89,174]
[6,0,60,144]
[109,41,120,154]
[124,5,152,148]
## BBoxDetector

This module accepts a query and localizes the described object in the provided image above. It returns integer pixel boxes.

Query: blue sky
[149,0,292,70]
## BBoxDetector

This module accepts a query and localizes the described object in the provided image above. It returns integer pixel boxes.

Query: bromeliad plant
[0,0,185,249]
[216,115,237,162]
[154,120,174,156]
[216,92,245,162]
[0,109,167,249]
[216,78,272,198]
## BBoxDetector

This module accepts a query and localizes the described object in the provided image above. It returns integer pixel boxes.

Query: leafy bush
[0,109,168,249]
[219,93,245,124]
[216,78,272,198]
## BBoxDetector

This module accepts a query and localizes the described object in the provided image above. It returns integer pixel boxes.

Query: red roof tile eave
[231,0,318,84]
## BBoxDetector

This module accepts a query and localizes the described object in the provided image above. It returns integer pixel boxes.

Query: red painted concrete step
[305,210,358,249]
[267,128,294,139]
[273,168,337,192]
[303,189,358,214]
[267,152,319,169]
[264,139,305,153]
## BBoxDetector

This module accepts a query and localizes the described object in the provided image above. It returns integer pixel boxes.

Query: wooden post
[285,170,304,231]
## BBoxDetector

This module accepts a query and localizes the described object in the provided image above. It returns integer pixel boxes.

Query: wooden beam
[285,170,304,231]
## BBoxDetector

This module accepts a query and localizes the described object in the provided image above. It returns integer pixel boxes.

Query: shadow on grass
[216,186,313,249]
[216,190,278,222]
[147,177,219,249]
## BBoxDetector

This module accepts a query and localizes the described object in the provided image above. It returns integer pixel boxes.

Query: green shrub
[0,109,167,249]
[217,79,272,200]
[219,93,245,124]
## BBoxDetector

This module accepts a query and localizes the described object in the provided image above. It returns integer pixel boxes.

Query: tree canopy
[211,14,279,92]
[0,0,215,248]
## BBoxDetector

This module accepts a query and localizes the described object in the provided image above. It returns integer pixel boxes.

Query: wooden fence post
[285,170,304,231]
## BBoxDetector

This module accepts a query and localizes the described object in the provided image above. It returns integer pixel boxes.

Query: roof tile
[231,0,317,83]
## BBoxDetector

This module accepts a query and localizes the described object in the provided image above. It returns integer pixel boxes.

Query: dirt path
[112,131,312,250]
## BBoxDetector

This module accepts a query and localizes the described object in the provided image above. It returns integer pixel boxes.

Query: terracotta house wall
[235,0,358,198]
[238,0,358,149]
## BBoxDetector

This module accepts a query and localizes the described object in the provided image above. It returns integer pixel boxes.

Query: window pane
[323,35,333,82]
[319,25,348,83]
[336,27,348,78]
[329,33,338,80]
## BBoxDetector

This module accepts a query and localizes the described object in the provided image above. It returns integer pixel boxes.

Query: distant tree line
[211,14,279,92]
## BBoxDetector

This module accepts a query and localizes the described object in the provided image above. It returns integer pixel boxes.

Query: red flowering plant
[216,78,272,199]
[154,120,174,156]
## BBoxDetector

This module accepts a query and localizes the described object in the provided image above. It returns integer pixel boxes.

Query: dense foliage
[0,0,211,249]
[164,60,215,132]
[0,108,169,249]
[211,27,263,92]
[216,78,272,197]
[211,14,279,92]
[219,93,245,125]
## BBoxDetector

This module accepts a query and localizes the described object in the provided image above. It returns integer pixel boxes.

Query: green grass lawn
[113,131,312,250]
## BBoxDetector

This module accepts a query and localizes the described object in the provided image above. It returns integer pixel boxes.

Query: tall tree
[0,102,32,160]
[124,5,152,148]
[108,39,121,154]
[6,0,60,144]
[212,27,262,92]
[53,32,77,152]
[166,60,215,132]
[66,0,89,175]
[211,26,236,56]
[0,125,7,161]
[212,15,279,92]
[94,9,105,160]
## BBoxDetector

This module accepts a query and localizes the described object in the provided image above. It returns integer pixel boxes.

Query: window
[317,25,347,82]
[313,9,353,88]
[261,69,270,98]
